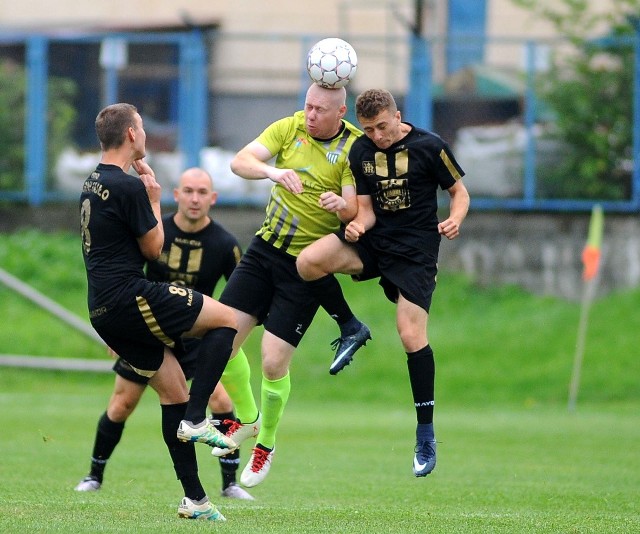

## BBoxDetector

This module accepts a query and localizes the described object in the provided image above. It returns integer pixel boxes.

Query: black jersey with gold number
[80,163,158,312]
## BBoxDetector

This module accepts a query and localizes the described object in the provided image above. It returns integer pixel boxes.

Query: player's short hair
[95,103,138,151]
[355,89,397,120]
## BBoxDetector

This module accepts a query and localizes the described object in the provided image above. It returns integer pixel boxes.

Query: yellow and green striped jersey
[255,110,362,257]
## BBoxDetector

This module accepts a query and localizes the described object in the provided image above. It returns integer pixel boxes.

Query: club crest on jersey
[295,137,309,148]
[375,178,410,211]
[326,151,339,164]
[362,161,375,175]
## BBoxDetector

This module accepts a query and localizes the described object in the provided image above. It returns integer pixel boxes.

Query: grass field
[1,230,639,532]
[0,368,638,533]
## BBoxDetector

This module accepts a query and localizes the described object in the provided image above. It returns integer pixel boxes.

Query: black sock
[407,345,435,425]
[212,411,239,489]
[212,411,236,435]
[219,450,240,489]
[306,275,357,332]
[184,327,236,424]
[161,402,205,501]
[88,412,125,482]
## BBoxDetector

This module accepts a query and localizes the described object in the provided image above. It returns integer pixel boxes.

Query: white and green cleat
[178,497,226,521]
[177,418,237,450]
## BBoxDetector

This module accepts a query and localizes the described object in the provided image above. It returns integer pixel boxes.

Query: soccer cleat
[413,423,437,477]
[74,475,101,492]
[329,322,371,375]
[240,444,275,488]
[177,419,237,450]
[177,497,226,521]
[211,412,262,457]
[221,482,255,500]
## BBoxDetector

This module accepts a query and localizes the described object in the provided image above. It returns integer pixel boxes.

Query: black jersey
[349,124,464,242]
[146,214,242,296]
[80,163,158,313]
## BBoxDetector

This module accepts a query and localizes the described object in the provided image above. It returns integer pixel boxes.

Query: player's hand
[345,220,365,242]
[270,168,303,194]
[318,191,347,213]
[134,159,162,204]
[132,158,154,178]
[438,218,461,240]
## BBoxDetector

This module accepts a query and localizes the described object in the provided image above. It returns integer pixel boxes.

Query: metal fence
[0,28,638,212]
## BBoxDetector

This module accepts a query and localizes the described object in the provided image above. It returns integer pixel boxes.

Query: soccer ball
[306,37,358,89]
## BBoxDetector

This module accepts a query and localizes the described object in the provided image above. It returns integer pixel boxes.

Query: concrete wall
[440,212,640,301]
[1,205,636,301]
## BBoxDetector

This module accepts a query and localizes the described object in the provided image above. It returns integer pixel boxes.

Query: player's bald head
[179,167,213,190]
[306,83,346,110]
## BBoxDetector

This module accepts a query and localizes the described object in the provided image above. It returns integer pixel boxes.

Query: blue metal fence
[0,29,207,206]
[405,34,640,213]
[0,29,638,212]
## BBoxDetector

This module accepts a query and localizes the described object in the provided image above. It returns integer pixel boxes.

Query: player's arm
[133,158,164,260]
[318,184,357,223]
[230,140,303,194]
[344,194,376,242]
[438,180,470,240]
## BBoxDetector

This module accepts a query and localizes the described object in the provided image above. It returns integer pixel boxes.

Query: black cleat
[329,323,371,375]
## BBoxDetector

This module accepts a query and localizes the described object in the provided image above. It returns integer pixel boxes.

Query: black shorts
[337,230,439,312]
[92,278,203,379]
[219,237,319,347]
[113,337,199,385]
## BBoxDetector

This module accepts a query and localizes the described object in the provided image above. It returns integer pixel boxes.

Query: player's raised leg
[297,233,371,374]
[176,296,238,449]
[211,313,262,458]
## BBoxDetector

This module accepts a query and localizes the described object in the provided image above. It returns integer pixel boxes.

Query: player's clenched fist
[345,220,365,242]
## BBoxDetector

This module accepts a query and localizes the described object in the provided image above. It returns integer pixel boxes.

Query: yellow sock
[220,348,259,423]
[256,372,290,449]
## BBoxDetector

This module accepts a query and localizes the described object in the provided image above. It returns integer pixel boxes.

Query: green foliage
[0,59,77,192]
[513,0,639,199]
[0,62,25,190]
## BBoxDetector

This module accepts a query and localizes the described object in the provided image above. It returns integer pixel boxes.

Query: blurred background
[1,7,638,530]
[1,0,640,299]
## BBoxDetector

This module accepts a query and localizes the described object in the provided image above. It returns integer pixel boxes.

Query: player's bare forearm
[231,148,304,194]
[320,193,356,223]
[330,184,358,223]
[438,180,470,240]
[230,148,270,180]
[345,194,375,242]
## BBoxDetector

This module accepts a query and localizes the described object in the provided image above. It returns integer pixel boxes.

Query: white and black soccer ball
[306,37,358,89]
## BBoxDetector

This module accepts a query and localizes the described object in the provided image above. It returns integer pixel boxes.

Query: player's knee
[218,303,238,330]
[399,331,428,353]
[201,298,238,332]
[107,397,137,421]
[296,249,319,281]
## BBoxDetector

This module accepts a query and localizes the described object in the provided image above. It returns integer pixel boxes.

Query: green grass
[1,230,639,532]
[2,229,639,407]
[0,369,638,533]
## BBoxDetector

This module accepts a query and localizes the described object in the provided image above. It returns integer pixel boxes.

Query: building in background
[0,0,582,147]
[0,1,623,199]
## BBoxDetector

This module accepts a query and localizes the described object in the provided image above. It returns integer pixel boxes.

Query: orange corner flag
[581,205,603,281]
